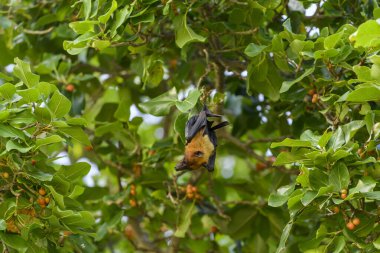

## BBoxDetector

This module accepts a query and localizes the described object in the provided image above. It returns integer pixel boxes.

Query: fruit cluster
[185,184,202,200]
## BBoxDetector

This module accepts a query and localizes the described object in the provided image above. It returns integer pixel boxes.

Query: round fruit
[340,193,347,199]
[39,188,46,196]
[346,222,355,230]
[65,84,75,92]
[3,172,9,179]
[352,217,360,226]
[37,197,46,206]
[340,189,347,195]
[129,199,137,207]
[332,206,340,214]
[256,162,267,171]
[124,225,134,239]
[311,94,319,103]
[186,184,193,193]
[45,197,50,204]
[130,189,136,196]
[308,89,316,96]
[210,226,218,233]
[84,145,93,151]
[31,160,37,166]
[191,186,197,193]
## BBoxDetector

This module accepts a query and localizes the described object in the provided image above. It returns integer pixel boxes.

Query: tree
[0,0,380,252]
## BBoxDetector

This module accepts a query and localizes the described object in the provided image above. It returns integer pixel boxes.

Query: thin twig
[196,49,211,88]
[220,131,268,164]
[24,27,54,35]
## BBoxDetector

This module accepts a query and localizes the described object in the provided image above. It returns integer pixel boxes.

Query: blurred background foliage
[1,0,380,252]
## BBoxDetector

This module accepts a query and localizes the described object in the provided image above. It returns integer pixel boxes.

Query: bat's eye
[194,151,204,157]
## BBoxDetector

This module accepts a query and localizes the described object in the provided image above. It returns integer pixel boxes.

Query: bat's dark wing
[185,111,208,143]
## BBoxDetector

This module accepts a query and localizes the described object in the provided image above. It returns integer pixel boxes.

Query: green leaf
[332,236,345,253]
[60,210,95,229]
[174,113,188,144]
[95,122,123,136]
[114,88,131,122]
[34,107,52,123]
[26,167,53,181]
[318,131,332,148]
[353,65,372,80]
[48,90,71,118]
[341,120,364,143]
[324,32,344,49]
[37,82,57,97]
[139,90,176,116]
[13,58,40,88]
[280,67,314,93]
[275,221,293,253]
[58,162,91,181]
[226,207,257,239]
[363,191,380,200]
[0,83,16,100]
[345,86,380,102]
[6,140,32,153]
[58,127,91,146]
[67,117,88,126]
[0,220,6,231]
[271,138,312,148]
[329,162,350,192]
[144,60,164,87]
[98,0,117,24]
[373,235,380,250]
[301,186,333,206]
[273,151,305,165]
[247,58,282,101]
[0,125,25,140]
[328,127,345,150]
[354,20,380,48]
[69,21,99,34]
[92,40,110,50]
[46,185,65,208]
[174,13,206,48]
[82,0,92,20]
[69,185,85,199]
[18,88,40,103]
[350,177,377,195]
[244,43,268,57]
[174,202,195,237]
[175,90,201,112]
[111,4,134,37]
[0,232,28,253]
[35,135,64,149]
[297,166,310,187]
[268,184,295,207]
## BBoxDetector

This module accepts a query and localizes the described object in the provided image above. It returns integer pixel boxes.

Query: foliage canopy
[1,0,380,252]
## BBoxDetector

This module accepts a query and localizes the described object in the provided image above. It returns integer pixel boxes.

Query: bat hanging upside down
[175,105,229,172]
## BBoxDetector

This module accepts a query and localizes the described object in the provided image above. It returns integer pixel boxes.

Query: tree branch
[129,217,161,253]
[220,131,268,164]
[24,27,53,35]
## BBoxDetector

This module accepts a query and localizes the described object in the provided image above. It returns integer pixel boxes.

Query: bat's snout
[175,159,189,171]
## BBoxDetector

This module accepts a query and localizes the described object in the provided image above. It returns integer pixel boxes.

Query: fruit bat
[175,105,228,172]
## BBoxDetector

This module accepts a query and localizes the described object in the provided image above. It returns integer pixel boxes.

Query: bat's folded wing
[185,111,207,143]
